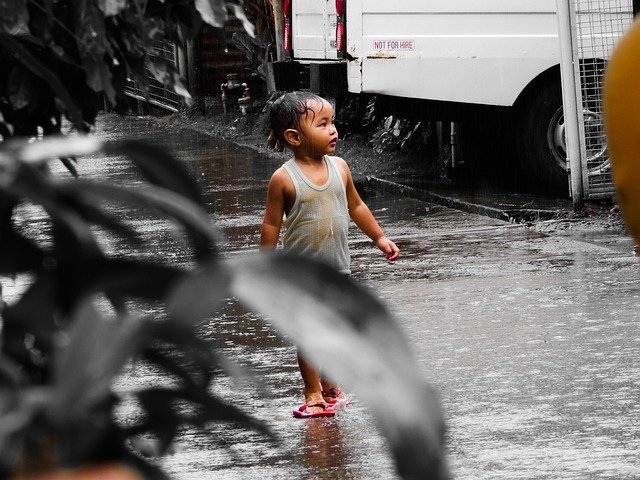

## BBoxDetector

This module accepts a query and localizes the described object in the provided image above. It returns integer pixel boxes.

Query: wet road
[7,113,640,479]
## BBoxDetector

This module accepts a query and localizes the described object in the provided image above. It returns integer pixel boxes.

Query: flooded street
[7,113,640,479]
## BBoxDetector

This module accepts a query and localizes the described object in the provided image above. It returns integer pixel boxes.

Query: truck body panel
[288,0,629,106]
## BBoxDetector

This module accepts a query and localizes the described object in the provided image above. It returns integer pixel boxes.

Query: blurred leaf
[56,184,142,243]
[76,0,113,58]
[50,300,146,424]
[0,0,29,35]
[0,354,25,389]
[77,258,186,301]
[132,386,271,454]
[143,348,212,391]
[146,322,258,388]
[4,162,102,259]
[76,0,117,105]
[3,273,58,354]
[16,135,101,164]
[229,253,449,480]
[146,59,193,106]
[0,33,85,131]
[195,0,227,27]
[229,3,255,37]
[0,228,44,274]
[84,57,117,105]
[98,0,127,17]
[69,181,222,260]
[7,65,31,110]
[58,156,78,178]
[0,386,48,470]
[167,261,230,324]
[103,140,202,205]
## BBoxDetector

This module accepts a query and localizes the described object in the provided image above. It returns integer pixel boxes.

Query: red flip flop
[292,401,335,418]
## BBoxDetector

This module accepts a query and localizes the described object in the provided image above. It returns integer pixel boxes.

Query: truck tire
[514,79,570,196]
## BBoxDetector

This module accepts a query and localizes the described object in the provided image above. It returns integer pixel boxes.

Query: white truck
[266,0,634,195]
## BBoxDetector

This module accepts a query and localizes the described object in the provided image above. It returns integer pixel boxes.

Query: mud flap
[266,61,347,96]
[309,62,347,96]
[265,61,305,92]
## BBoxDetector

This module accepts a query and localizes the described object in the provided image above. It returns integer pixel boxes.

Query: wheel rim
[546,106,610,174]
[547,107,568,170]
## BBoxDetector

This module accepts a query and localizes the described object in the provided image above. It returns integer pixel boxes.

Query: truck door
[292,0,339,60]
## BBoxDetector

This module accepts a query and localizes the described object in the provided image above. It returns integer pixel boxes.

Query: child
[261,91,400,418]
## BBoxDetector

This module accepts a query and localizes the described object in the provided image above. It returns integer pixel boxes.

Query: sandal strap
[322,386,342,398]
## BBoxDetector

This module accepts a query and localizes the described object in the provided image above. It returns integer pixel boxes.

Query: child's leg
[297,353,327,413]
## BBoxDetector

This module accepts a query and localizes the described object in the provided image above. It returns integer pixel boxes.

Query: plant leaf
[229,253,449,480]
[49,299,147,424]
[229,3,255,37]
[146,322,257,387]
[57,183,142,243]
[194,0,227,27]
[0,228,44,274]
[7,65,31,110]
[0,0,29,35]
[166,261,230,324]
[72,258,187,301]
[98,0,127,17]
[146,58,193,105]
[103,140,202,205]
[69,181,222,260]
[3,273,58,347]
[4,161,102,259]
[132,386,272,453]
[0,33,85,131]
[232,31,254,60]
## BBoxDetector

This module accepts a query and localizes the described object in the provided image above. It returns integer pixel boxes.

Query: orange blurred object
[604,17,640,246]
[13,463,143,480]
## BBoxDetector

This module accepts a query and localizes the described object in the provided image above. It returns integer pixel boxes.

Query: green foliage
[0,0,253,139]
[0,136,449,479]
[232,27,273,79]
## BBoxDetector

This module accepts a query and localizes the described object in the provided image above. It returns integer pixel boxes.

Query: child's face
[296,99,338,157]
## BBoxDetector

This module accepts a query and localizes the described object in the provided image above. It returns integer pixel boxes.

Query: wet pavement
[6,113,640,479]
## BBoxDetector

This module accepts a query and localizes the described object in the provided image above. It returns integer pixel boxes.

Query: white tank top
[282,156,351,273]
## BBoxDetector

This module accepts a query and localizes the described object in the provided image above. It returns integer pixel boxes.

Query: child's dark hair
[269,91,325,146]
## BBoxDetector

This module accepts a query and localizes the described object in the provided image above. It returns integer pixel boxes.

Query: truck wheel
[515,79,570,196]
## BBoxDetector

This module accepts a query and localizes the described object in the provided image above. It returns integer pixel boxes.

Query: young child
[261,91,400,418]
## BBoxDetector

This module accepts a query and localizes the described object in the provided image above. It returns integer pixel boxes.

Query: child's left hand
[376,236,400,261]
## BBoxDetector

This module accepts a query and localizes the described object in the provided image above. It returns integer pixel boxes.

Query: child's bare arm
[338,158,400,261]
[260,170,287,249]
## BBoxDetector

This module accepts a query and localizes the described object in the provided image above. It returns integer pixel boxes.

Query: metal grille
[125,41,182,112]
[574,0,634,198]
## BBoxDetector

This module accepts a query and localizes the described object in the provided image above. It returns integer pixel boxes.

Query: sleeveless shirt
[282,155,351,273]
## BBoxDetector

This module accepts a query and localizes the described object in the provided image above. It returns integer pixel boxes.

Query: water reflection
[300,419,352,479]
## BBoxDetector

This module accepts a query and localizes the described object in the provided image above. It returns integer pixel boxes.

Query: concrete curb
[366,176,566,224]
